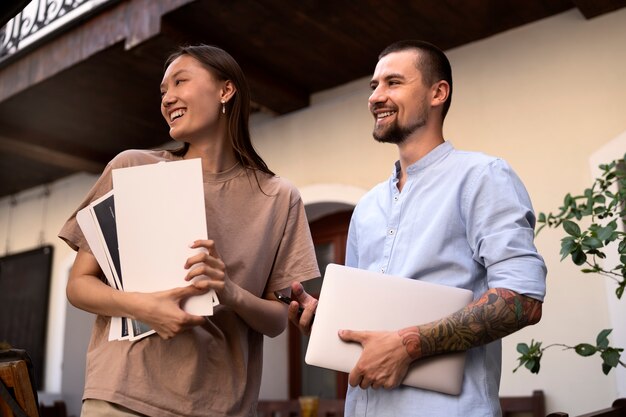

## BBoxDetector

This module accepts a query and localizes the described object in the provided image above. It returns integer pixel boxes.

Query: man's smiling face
[368,50,431,145]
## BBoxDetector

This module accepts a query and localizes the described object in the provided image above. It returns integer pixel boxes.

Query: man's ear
[221,80,237,103]
[431,80,450,108]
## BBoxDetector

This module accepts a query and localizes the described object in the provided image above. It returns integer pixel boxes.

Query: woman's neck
[184,136,238,174]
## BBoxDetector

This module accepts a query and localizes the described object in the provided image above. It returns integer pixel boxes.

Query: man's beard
[373,115,427,144]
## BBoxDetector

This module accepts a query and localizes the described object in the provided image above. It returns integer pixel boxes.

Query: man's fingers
[348,368,362,388]
[299,302,316,329]
[359,377,372,390]
[290,281,313,304]
[288,300,301,319]
[339,329,366,344]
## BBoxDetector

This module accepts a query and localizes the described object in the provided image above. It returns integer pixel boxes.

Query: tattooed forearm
[399,288,542,360]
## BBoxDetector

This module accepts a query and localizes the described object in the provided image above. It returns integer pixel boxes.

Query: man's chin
[373,131,404,144]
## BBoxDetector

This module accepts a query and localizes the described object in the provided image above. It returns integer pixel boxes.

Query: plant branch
[515,330,625,375]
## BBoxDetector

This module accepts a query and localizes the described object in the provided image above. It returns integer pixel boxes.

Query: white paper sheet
[77,196,132,341]
[112,158,217,316]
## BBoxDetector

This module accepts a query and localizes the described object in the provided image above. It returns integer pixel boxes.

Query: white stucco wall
[1,7,625,416]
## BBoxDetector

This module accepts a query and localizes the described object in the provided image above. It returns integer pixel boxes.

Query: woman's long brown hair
[165,45,275,180]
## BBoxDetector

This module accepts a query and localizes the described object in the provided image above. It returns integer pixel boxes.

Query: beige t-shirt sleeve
[58,163,115,253]
[262,187,320,296]
[58,149,160,252]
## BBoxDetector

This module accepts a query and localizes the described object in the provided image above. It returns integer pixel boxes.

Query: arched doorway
[288,209,353,399]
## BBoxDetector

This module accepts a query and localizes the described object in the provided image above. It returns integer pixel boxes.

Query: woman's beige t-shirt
[59,149,320,417]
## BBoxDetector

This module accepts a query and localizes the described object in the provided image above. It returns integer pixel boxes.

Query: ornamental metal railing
[0,0,114,62]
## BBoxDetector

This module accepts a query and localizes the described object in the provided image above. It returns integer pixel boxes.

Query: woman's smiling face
[160,54,224,142]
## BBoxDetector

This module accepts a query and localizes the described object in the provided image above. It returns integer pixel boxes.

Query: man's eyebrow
[160,69,189,89]
[370,72,406,85]
[384,73,406,81]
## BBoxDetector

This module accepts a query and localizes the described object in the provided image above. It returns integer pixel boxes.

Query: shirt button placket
[382,190,401,274]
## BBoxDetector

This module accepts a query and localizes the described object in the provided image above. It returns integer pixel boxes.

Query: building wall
[0,7,625,416]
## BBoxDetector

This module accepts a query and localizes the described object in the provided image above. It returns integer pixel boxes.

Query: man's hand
[339,329,412,390]
[288,281,318,335]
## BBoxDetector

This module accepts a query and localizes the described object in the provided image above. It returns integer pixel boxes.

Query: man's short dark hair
[379,40,453,120]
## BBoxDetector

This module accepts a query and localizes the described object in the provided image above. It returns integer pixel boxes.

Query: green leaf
[596,226,614,242]
[575,343,597,357]
[537,212,546,223]
[582,236,603,250]
[594,206,606,215]
[530,359,540,374]
[571,248,587,266]
[560,238,577,260]
[564,194,573,207]
[604,232,619,244]
[517,343,529,354]
[524,358,541,374]
[596,329,612,348]
[619,239,626,254]
[563,220,581,237]
[602,363,612,375]
[601,348,622,368]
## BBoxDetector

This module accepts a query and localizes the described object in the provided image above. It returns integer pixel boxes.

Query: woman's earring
[221,100,226,114]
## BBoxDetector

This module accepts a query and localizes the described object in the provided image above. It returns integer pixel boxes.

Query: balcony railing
[0,0,114,63]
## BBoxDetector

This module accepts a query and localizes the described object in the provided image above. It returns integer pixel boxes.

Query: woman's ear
[221,80,237,103]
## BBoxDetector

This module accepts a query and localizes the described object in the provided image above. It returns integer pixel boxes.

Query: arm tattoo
[399,288,542,360]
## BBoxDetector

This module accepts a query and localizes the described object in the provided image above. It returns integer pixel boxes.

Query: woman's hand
[183,239,292,337]
[67,249,208,340]
[131,286,209,339]
[184,239,238,305]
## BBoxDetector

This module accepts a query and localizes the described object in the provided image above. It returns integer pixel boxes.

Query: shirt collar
[393,141,454,179]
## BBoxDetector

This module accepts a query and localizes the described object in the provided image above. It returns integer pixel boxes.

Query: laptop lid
[305,263,474,395]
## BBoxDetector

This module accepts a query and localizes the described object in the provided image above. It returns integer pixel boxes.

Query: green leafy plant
[516,154,626,375]
[515,330,625,375]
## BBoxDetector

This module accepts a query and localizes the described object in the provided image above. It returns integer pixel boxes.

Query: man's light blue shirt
[344,141,546,417]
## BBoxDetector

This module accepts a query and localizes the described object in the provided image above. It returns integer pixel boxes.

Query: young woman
[59,45,319,417]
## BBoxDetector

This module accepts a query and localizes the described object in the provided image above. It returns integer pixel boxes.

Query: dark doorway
[288,210,352,399]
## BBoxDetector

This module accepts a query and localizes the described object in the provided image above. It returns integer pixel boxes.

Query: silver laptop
[305,263,474,395]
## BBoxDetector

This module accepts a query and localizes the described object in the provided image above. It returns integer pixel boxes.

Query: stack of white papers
[77,158,219,341]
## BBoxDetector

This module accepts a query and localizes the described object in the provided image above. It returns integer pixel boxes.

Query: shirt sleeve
[262,187,320,296]
[463,159,547,301]
[58,162,115,253]
[345,214,359,268]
